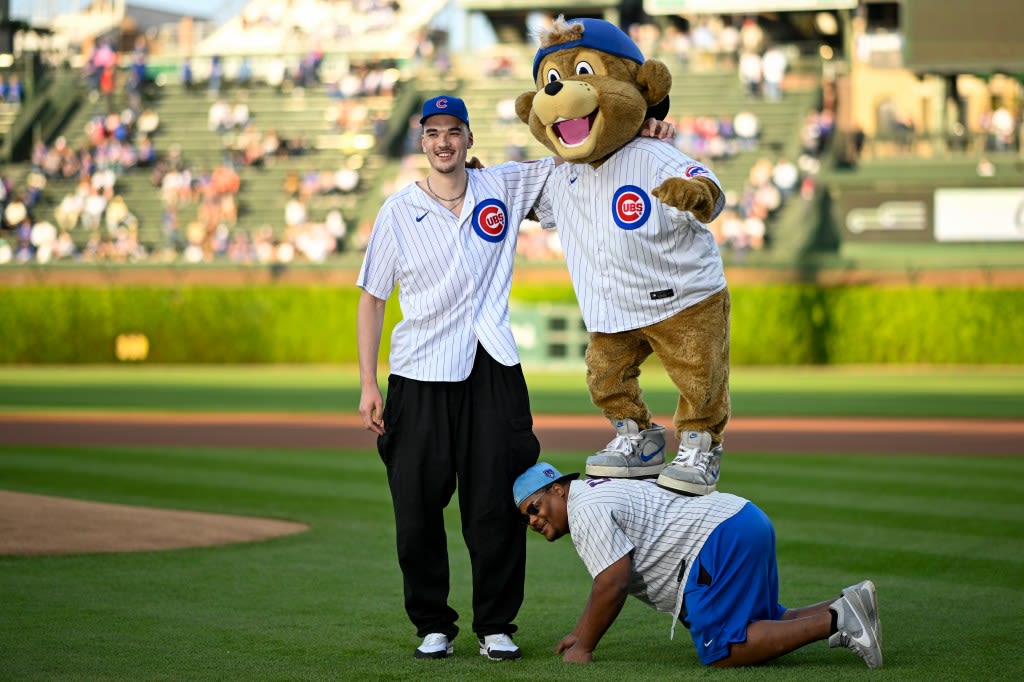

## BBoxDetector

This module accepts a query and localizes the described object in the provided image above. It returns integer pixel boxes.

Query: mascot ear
[637,60,672,107]
[515,92,536,124]
[646,95,671,122]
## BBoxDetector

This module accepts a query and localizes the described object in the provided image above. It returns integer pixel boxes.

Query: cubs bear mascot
[516,16,731,495]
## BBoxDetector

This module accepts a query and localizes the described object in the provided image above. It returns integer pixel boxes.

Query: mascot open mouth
[552,111,598,147]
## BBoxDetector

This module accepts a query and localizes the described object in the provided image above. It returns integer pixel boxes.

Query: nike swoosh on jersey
[639,445,664,462]
[415,212,428,222]
[569,177,578,184]
[704,639,714,647]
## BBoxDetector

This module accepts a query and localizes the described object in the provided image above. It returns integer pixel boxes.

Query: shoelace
[422,633,447,647]
[603,434,641,455]
[670,446,711,467]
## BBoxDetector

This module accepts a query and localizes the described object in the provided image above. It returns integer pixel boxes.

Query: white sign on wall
[934,188,1024,242]
[643,0,857,15]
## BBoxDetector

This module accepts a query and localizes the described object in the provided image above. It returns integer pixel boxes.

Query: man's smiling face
[518,482,571,541]
[420,115,473,174]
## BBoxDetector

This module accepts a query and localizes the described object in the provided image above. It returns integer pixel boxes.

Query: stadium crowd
[2,3,1019,267]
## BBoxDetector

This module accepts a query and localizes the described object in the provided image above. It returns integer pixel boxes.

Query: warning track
[1,413,1021,456]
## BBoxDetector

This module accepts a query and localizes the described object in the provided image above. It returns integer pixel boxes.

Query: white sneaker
[585,419,666,478]
[657,431,721,495]
[414,632,453,659]
[843,580,882,648]
[829,590,883,669]
[478,633,521,661]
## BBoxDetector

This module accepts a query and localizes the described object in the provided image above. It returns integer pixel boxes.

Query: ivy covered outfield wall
[1,284,1021,364]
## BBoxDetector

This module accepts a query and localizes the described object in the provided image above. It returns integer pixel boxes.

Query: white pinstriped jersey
[567,478,746,614]
[357,158,555,382]
[534,137,727,333]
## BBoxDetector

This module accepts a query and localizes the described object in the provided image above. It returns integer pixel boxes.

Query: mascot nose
[543,81,563,96]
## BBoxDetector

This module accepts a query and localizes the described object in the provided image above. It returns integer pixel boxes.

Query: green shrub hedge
[1,284,1020,364]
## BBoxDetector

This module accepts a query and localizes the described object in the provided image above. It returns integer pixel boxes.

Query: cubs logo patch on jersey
[612,185,651,230]
[684,163,711,178]
[472,199,509,242]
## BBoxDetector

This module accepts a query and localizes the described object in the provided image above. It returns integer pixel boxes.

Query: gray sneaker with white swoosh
[657,431,722,495]
[842,579,882,648]
[585,419,666,478]
[829,583,883,669]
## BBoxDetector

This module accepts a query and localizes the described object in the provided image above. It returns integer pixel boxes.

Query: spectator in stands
[208,98,232,134]
[181,58,194,93]
[80,185,108,235]
[99,60,117,113]
[325,208,348,252]
[137,135,157,167]
[740,17,765,53]
[760,44,787,102]
[126,44,148,113]
[160,206,182,258]
[226,228,255,263]
[738,49,762,98]
[30,220,60,263]
[236,57,253,90]
[2,192,29,234]
[231,101,251,130]
[3,74,23,106]
[771,157,800,199]
[53,226,77,261]
[208,56,224,96]
[54,188,84,232]
[716,20,740,68]
[660,24,692,69]
[238,123,265,167]
[137,108,160,136]
[989,104,1016,152]
[734,109,760,151]
[690,19,717,70]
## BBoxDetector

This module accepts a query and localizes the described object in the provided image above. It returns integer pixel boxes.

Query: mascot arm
[651,175,721,223]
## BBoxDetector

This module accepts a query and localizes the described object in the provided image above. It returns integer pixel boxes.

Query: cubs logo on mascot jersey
[612,185,651,230]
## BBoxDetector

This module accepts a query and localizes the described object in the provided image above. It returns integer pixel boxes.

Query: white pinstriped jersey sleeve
[567,478,746,613]
[534,137,727,333]
[357,158,555,381]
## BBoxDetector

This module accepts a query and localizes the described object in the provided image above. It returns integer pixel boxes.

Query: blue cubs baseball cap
[513,462,580,508]
[532,18,646,80]
[420,95,470,127]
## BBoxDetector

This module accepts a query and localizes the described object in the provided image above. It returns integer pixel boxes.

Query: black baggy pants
[378,346,540,641]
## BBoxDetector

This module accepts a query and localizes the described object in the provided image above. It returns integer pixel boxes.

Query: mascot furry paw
[517,16,732,495]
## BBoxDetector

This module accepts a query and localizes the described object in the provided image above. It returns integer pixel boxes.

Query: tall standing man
[356,95,555,661]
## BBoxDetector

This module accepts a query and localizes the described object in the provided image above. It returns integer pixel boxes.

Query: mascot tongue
[554,115,593,146]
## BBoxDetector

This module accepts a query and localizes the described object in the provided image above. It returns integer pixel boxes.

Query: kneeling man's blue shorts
[683,501,786,665]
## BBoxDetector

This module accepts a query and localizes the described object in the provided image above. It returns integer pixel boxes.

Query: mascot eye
[545,68,561,84]
[575,61,595,76]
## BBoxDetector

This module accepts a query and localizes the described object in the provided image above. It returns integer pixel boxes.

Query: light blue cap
[513,462,579,507]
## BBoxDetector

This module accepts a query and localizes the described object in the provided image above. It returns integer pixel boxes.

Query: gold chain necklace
[426,176,467,203]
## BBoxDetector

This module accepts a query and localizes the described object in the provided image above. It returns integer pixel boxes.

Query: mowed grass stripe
[0,448,395,534]
[3,446,1024,679]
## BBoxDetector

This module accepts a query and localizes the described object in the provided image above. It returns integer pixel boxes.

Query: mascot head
[516,16,672,165]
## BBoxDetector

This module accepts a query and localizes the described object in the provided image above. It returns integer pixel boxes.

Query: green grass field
[2,366,1023,680]
[2,364,1023,419]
